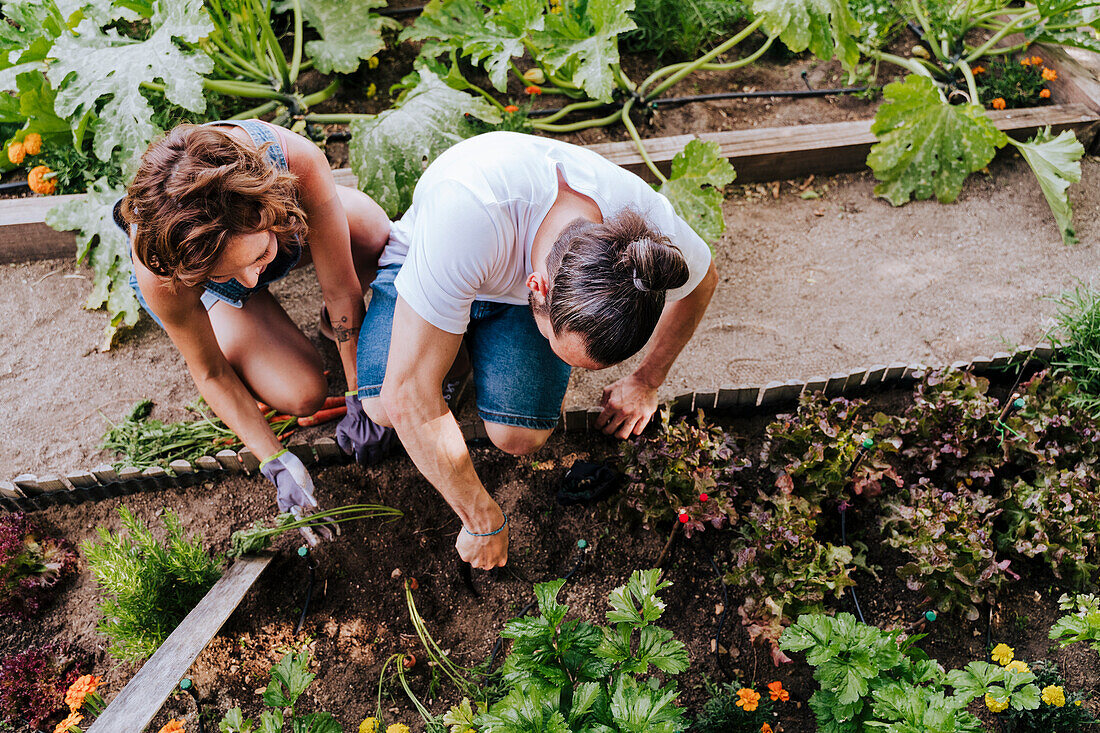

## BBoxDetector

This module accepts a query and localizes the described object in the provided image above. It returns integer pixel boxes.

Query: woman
[119,120,392,529]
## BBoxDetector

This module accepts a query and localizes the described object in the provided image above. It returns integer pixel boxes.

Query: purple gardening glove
[259,450,334,546]
[335,392,396,465]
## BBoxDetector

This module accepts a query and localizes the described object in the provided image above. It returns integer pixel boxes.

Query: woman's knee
[361,395,393,427]
[484,423,552,456]
[275,374,327,417]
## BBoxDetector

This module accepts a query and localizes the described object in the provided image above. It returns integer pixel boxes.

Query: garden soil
[3,153,1099,477]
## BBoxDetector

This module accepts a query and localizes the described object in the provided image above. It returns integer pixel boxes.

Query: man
[356,131,717,569]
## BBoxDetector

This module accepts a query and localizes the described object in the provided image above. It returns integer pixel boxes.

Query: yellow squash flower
[991,643,1014,666]
[1042,685,1066,707]
[985,693,1010,713]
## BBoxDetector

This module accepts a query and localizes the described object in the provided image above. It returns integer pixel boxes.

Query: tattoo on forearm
[333,315,354,343]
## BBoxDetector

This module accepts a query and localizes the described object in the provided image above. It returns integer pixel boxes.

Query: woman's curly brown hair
[121,124,307,287]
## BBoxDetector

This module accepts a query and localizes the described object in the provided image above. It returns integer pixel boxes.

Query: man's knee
[362,395,393,427]
[484,423,552,456]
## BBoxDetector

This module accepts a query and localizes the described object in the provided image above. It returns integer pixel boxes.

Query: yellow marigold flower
[1042,67,1058,81]
[1040,89,1051,98]
[7,141,24,165]
[65,674,102,711]
[985,693,1010,713]
[386,725,410,733]
[736,688,761,712]
[1005,660,1030,674]
[991,643,1014,665]
[22,133,42,155]
[359,719,379,733]
[53,711,83,733]
[991,97,1006,110]
[158,720,184,733]
[1042,685,1066,707]
[368,56,379,69]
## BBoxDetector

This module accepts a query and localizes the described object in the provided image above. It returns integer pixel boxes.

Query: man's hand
[596,373,660,439]
[455,505,509,569]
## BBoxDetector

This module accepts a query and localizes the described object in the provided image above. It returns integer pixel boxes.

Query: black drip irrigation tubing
[295,545,319,635]
[0,179,29,193]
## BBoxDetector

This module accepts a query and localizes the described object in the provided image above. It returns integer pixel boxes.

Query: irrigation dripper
[294,545,318,635]
[903,609,938,634]
[179,678,205,733]
[995,394,1027,445]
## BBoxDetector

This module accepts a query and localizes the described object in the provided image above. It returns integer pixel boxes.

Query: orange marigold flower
[1020,57,1032,66]
[761,725,774,733]
[158,720,185,733]
[991,97,1006,110]
[736,688,761,712]
[504,104,519,113]
[525,85,542,95]
[1040,88,1051,98]
[972,65,985,74]
[28,165,56,195]
[7,141,24,165]
[1042,67,1058,81]
[22,133,42,155]
[768,680,790,702]
[53,711,83,733]
[65,674,101,710]
[1031,55,1044,65]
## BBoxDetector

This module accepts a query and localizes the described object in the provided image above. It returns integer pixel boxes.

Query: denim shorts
[357,263,571,430]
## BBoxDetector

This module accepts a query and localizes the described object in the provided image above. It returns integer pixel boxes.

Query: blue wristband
[463,513,508,537]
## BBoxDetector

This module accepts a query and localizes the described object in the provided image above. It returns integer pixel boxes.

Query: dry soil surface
[2,153,1100,477]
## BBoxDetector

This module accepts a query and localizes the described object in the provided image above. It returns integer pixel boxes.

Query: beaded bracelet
[463,513,508,537]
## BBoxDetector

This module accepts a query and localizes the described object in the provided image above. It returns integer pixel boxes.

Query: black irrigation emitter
[179,678,206,733]
[295,545,319,634]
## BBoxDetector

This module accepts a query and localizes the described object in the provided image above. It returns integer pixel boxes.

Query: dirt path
[3,154,1099,476]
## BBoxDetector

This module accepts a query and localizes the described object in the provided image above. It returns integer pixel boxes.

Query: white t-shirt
[381,131,713,335]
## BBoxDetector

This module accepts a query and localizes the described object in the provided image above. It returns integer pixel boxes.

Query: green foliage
[881,482,1013,621]
[228,504,403,557]
[999,464,1100,588]
[947,660,1040,711]
[656,138,737,245]
[868,74,1008,206]
[692,679,776,733]
[348,64,501,217]
[0,513,77,619]
[848,0,903,49]
[996,660,1096,731]
[974,57,1052,110]
[219,650,342,733]
[750,0,861,74]
[616,408,747,535]
[83,507,223,661]
[1053,286,1100,415]
[1007,128,1084,246]
[761,393,901,504]
[1050,592,1100,653]
[621,0,748,60]
[727,490,865,665]
[779,613,984,732]
[452,569,689,733]
[45,177,137,350]
[284,0,397,74]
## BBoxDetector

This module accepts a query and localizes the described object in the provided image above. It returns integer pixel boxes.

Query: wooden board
[87,556,272,733]
[5,103,1097,262]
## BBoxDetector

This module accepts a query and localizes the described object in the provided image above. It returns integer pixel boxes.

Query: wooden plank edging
[86,556,273,733]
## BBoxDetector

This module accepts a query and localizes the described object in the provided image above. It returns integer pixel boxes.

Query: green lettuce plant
[441,569,690,732]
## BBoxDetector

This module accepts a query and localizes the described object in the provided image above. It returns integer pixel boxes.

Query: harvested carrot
[256,401,272,413]
[298,405,347,427]
[322,395,345,410]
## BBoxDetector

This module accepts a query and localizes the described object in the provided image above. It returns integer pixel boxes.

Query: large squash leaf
[49,0,213,176]
[1026,0,1100,53]
[348,66,501,218]
[751,0,861,73]
[278,0,397,74]
[46,178,140,350]
[1008,128,1084,245]
[868,74,1007,205]
[530,0,636,102]
[0,0,67,92]
[657,138,736,245]
[401,0,543,92]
